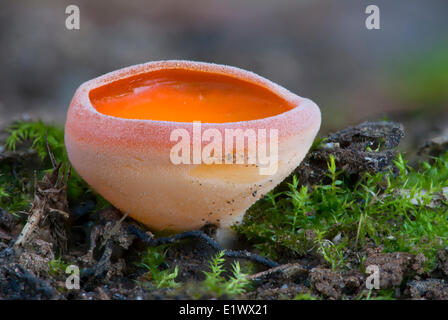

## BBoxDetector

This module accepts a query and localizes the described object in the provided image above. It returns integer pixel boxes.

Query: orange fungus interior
[89,69,294,123]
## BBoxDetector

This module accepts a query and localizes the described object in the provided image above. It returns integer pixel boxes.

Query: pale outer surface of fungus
[65,60,321,241]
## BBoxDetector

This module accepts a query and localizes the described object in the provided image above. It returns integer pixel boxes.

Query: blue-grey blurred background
[1,0,447,150]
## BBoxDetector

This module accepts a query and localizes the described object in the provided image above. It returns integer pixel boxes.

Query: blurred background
[1,0,447,151]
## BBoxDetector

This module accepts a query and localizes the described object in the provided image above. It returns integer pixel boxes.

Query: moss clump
[2,120,448,299]
[0,167,32,218]
[235,152,448,271]
[48,257,70,277]
[137,246,180,289]
[200,251,250,298]
[2,120,109,209]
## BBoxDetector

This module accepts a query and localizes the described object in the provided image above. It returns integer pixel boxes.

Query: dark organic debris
[2,119,448,300]
[18,239,55,277]
[436,249,448,278]
[0,207,16,232]
[248,263,310,283]
[2,264,58,300]
[128,225,279,268]
[249,247,427,300]
[292,121,405,186]
[363,247,425,289]
[80,209,135,285]
[14,162,70,254]
[0,161,72,299]
[309,268,363,299]
[406,279,448,300]
[0,149,37,165]
[81,241,114,283]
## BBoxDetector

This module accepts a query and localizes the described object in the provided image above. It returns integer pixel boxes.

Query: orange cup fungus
[65,60,321,242]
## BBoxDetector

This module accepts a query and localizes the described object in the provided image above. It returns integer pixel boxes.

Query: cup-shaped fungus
[65,60,321,243]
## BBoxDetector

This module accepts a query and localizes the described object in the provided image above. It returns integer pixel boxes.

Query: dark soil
[1,120,447,300]
[290,121,405,188]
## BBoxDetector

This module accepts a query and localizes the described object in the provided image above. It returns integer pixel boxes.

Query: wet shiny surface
[90,69,293,123]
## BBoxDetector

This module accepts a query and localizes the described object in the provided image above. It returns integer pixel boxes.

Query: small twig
[247,263,311,281]
[15,163,67,248]
[82,214,130,282]
[81,241,113,281]
[14,196,46,248]
[100,212,129,249]
[64,165,72,192]
[45,131,56,169]
[128,225,279,268]
[48,208,70,219]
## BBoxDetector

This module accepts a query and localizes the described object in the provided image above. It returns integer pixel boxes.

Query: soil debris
[291,121,405,186]
[248,263,309,283]
[2,264,58,300]
[309,268,363,299]
[80,208,135,285]
[406,279,448,300]
[0,207,16,232]
[436,248,448,277]
[14,162,70,254]
[363,247,425,289]
[1,120,448,300]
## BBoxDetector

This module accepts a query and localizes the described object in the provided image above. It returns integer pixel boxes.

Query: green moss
[294,292,319,300]
[235,152,448,271]
[0,164,33,218]
[2,120,448,299]
[136,248,251,297]
[5,120,66,162]
[48,257,70,276]
[201,251,251,298]
[2,120,110,207]
[356,289,395,300]
[137,246,180,289]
